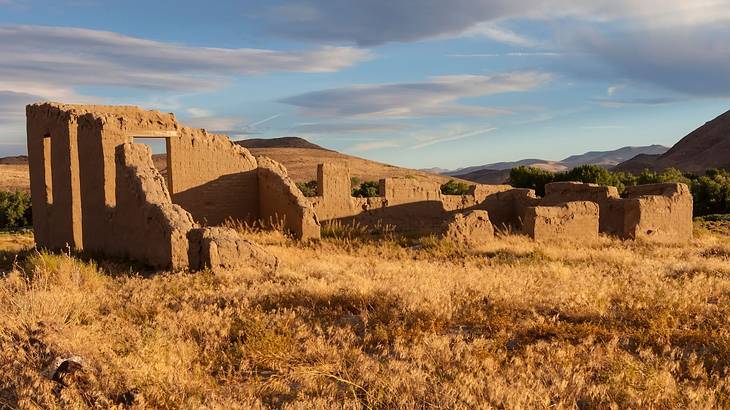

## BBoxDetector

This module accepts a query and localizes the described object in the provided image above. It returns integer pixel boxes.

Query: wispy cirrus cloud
[289,122,410,134]
[280,71,551,119]
[0,25,371,93]
[410,127,497,149]
[349,140,402,152]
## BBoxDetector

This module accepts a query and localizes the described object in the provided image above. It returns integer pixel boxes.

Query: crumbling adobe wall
[309,162,536,236]
[523,201,599,242]
[621,183,693,242]
[541,182,622,235]
[169,128,259,226]
[440,210,494,245]
[310,163,357,220]
[113,143,195,269]
[257,156,321,240]
[187,227,278,271]
[475,188,539,231]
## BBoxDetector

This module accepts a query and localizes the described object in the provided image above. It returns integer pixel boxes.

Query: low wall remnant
[523,201,600,242]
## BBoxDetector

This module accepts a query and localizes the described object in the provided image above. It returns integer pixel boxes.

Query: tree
[352,181,380,198]
[296,180,318,197]
[440,180,470,195]
[0,191,32,229]
[508,166,556,196]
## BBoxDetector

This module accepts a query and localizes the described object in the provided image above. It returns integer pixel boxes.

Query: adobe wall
[541,182,622,234]
[113,143,195,269]
[310,163,356,220]
[169,128,259,226]
[257,156,321,240]
[523,201,599,242]
[622,183,693,242]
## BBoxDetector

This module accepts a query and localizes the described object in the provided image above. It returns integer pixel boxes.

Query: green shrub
[296,180,318,197]
[440,179,470,195]
[352,181,380,198]
[0,191,32,229]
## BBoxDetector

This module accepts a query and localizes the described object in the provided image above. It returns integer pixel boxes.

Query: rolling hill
[615,110,730,174]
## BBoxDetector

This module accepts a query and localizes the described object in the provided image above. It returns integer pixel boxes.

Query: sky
[1,0,729,170]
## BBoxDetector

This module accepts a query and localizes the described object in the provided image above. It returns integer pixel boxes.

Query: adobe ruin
[26,103,694,270]
[26,103,319,270]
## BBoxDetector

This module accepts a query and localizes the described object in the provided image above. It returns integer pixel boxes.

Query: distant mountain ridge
[615,110,730,174]
[235,136,330,151]
[430,145,670,184]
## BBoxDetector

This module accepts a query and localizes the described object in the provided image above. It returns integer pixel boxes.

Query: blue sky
[1,0,729,169]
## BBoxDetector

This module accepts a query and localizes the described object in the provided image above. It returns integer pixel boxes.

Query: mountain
[443,145,669,184]
[235,136,330,151]
[444,159,568,176]
[611,154,664,174]
[615,110,730,174]
[0,155,28,165]
[562,145,668,168]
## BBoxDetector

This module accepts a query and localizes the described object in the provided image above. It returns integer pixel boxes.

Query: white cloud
[0,25,371,92]
[289,122,410,134]
[462,23,535,47]
[410,127,497,149]
[280,71,551,119]
[349,140,402,152]
[448,52,562,58]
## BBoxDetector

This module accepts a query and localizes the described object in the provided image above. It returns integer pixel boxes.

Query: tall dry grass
[1,223,730,408]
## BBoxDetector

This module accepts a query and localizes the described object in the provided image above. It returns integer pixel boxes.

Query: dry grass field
[0,165,30,192]
[1,223,730,408]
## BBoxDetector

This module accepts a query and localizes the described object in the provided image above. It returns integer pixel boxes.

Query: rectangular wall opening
[42,134,53,205]
[133,137,171,191]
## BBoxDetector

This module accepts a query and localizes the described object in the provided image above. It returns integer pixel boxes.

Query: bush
[352,181,380,198]
[440,180,470,195]
[0,191,32,229]
[296,180,318,197]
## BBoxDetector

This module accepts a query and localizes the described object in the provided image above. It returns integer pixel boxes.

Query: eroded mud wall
[169,129,259,226]
[622,183,693,242]
[257,156,321,240]
[542,182,622,234]
[112,143,196,269]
